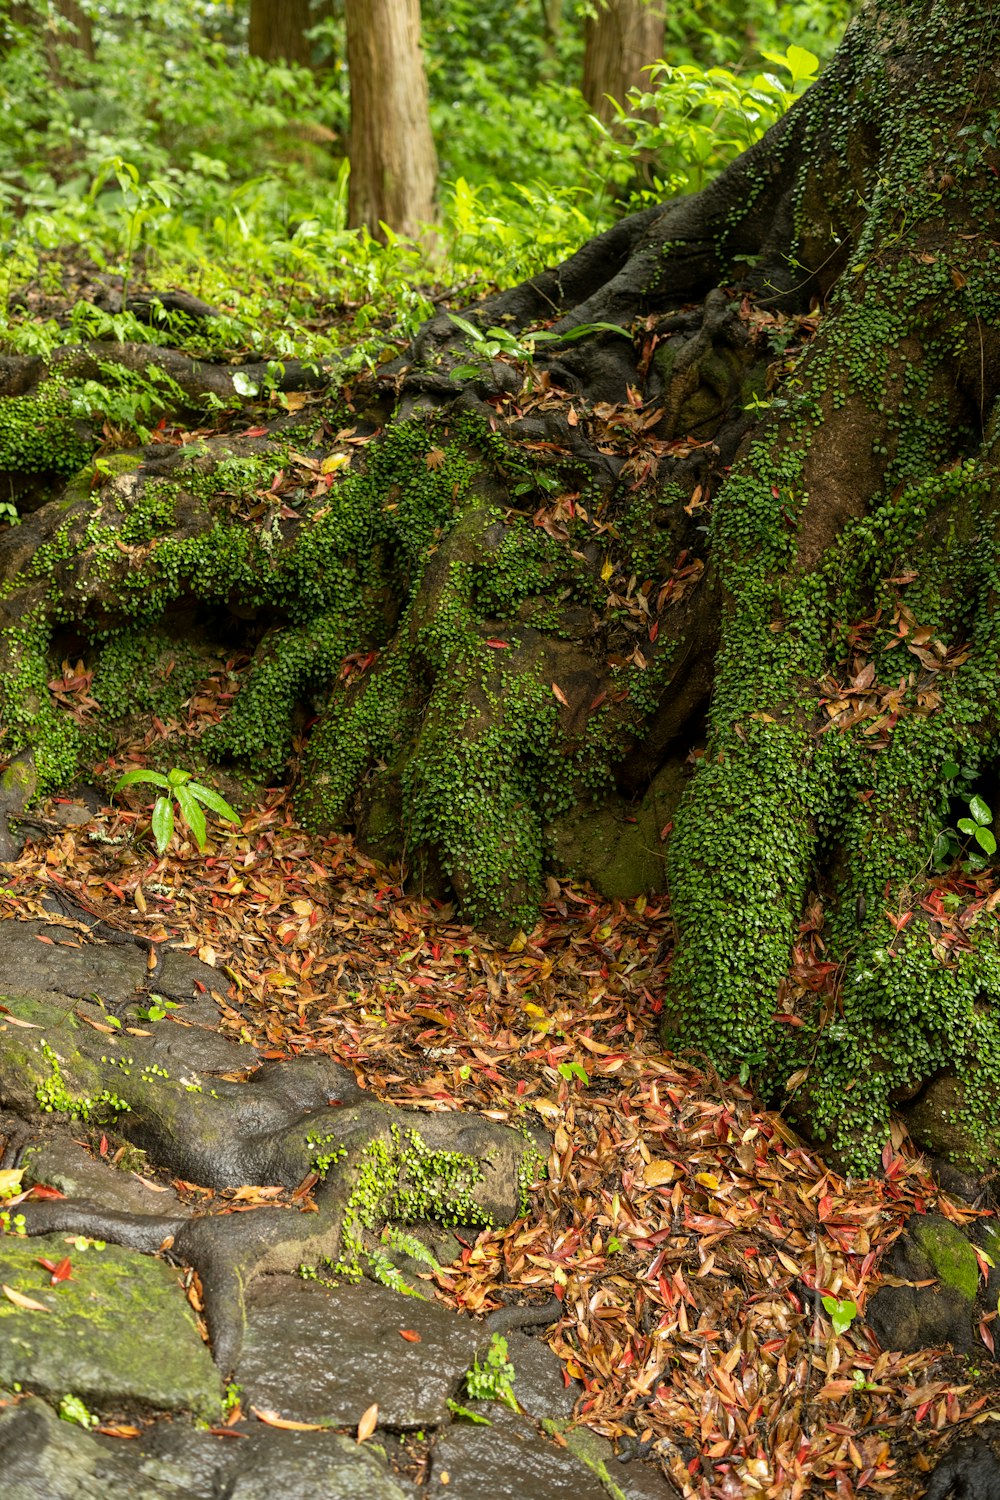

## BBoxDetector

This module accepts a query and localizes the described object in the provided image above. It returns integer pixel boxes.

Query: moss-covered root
[18,1109,541,1374]
[2,990,543,1370]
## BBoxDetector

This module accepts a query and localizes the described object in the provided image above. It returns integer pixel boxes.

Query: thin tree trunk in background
[248,0,313,66]
[582,0,664,123]
[55,0,92,57]
[6,1,94,60]
[344,0,437,241]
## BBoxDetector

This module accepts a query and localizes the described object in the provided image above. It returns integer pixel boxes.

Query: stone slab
[236,1276,484,1429]
[0,1232,220,1418]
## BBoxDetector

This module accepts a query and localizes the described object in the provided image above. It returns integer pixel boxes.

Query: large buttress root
[663,0,1000,1172]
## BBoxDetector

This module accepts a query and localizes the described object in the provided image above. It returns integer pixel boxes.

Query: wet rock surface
[0,916,681,1498]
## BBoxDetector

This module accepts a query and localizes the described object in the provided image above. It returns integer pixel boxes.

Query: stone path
[0,913,680,1499]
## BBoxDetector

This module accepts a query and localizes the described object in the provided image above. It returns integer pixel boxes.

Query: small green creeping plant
[112,766,240,854]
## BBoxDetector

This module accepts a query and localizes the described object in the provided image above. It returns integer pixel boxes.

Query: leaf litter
[1,786,998,1497]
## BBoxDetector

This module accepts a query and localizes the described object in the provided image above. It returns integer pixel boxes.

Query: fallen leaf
[399,1329,422,1342]
[2,1284,49,1312]
[357,1402,379,1442]
[251,1408,328,1431]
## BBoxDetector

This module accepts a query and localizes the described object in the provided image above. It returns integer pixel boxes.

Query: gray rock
[236,1276,484,1428]
[19,1134,189,1217]
[0,1232,221,1418]
[503,1332,579,1421]
[223,1430,413,1499]
[0,921,147,1007]
[430,1404,609,1499]
[0,1395,191,1500]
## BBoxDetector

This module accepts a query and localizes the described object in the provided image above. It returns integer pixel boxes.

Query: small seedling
[58,1394,97,1429]
[822,1295,857,1336]
[112,766,240,854]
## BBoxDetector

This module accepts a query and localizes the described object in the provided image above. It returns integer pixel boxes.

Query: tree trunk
[582,0,664,124]
[1,0,999,1186]
[248,0,313,67]
[344,0,437,240]
[6,1,94,63]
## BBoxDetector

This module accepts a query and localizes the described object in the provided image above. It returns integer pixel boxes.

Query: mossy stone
[0,1232,221,1418]
[911,1217,979,1302]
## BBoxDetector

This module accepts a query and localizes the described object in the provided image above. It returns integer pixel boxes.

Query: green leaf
[232,371,259,397]
[761,44,819,85]
[942,760,960,779]
[167,767,192,787]
[174,787,207,850]
[975,827,997,855]
[113,768,170,794]
[821,1295,857,1336]
[150,796,175,854]
[958,818,976,836]
[447,313,486,343]
[969,794,993,825]
[188,784,240,825]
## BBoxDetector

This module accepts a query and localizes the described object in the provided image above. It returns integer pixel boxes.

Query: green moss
[911,1218,979,1302]
[0,383,93,475]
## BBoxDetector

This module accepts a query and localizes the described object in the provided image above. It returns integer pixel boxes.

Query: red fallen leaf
[25,1184,65,1200]
[205,1427,248,1438]
[773,1013,805,1027]
[99,1134,109,1157]
[244,427,269,438]
[980,1318,995,1353]
[485,639,510,649]
[34,935,55,946]
[399,1329,422,1342]
[96,1424,141,1439]
[37,1257,72,1283]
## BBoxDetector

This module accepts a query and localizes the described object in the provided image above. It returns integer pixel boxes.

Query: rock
[0,1395,192,1500]
[222,1430,414,1499]
[924,1426,1000,1499]
[903,1072,1000,1175]
[236,1276,486,1428]
[19,1134,189,1216]
[502,1332,579,1422]
[0,1398,415,1500]
[0,1232,221,1418]
[545,760,684,902]
[430,1403,609,1499]
[867,1212,996,1359]
[0,920,148,1007]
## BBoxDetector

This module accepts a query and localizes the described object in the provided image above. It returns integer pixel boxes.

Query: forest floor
[3,732,998,1498]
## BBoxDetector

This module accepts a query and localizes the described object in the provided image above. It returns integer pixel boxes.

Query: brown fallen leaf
[357,1402,378,1442]
[551,682,570,707]
[2,1284,49,1312]
[96,1424,141,1439]
[251,1407,328,1431]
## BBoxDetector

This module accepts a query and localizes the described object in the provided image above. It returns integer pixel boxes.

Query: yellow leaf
[281,391,309,412]
[321,453,350,474]
[634,894,647,915]
[508,930,527,953]
[0,1169,24,1199]
[357,1402,379,1443]
[2,1284,49,1312]
[695,1172,720,1191]
[523,1002,546,1019]
[644,1160,676,1187]
[251,1407,327,1431]
[290,900,313,917]
[601,559,613,583]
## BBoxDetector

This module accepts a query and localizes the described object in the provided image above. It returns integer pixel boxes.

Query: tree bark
[344,0,437,240]
[248,0,314,67]
[582,0,664,124]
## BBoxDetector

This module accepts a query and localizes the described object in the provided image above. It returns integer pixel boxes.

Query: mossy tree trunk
[1,0,999,1176]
